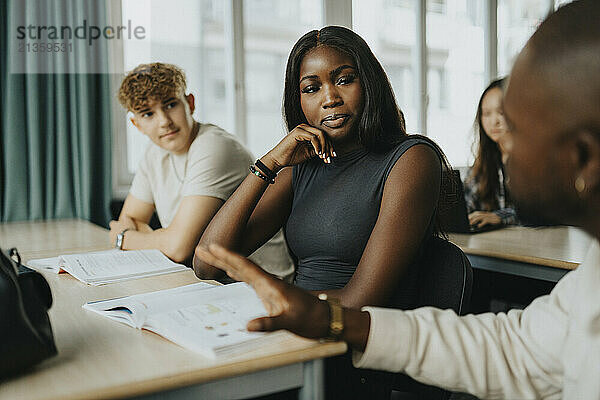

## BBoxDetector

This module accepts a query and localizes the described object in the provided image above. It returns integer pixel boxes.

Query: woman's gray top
[286,136,439,306]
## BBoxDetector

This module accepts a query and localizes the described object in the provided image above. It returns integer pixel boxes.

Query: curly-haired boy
[110,63,293,280]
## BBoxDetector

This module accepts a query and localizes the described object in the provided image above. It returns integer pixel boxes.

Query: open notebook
[83,282,290,359]
[27,249,188,285]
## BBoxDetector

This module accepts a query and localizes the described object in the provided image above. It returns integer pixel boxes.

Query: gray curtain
[1,0,112,226]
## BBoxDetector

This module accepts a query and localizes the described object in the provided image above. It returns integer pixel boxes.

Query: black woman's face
[299,45,364,148]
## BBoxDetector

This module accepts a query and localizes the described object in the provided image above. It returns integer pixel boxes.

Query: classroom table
[449,225,594,282]
[0,219,346,400]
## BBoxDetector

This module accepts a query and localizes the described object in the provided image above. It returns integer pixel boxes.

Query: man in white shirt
[110,63,294,280]
[196,1,600,398]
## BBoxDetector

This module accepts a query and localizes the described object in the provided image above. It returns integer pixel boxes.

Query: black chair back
[417,236,472,313]
[392,236,473,400]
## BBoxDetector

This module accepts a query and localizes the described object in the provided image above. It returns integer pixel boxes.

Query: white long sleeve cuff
[352,306,413,371]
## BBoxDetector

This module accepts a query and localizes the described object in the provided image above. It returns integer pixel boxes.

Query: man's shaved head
[523,0,600,131]
[504,0,600,231]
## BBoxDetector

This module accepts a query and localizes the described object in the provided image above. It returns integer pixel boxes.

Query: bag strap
[1,247,19,276]
[9,248,21,270]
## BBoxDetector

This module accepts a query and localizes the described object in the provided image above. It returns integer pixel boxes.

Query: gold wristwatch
[318,293,344,341]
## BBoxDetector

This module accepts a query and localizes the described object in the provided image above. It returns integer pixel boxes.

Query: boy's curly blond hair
[118,63,187,112]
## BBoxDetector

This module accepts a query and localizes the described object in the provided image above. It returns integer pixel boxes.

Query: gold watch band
[318,293,344,341]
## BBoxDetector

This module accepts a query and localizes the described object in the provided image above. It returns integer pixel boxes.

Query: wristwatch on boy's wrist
[115,228,131,250]
[318,293,344,341]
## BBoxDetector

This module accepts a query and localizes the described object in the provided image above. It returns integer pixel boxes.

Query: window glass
[121,0,225,173]
[117,0,558,178]
[497,0,550,76]
[426,0,485,167]
[554,0,575,9]
[353,0,418,134]
[243,0,322,158]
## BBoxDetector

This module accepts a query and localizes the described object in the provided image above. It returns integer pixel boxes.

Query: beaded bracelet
[249,165,275,184]
[254,159,277,181]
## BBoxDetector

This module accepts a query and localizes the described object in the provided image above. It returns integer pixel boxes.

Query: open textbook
[27,249,188,285]
[83,282,290,359]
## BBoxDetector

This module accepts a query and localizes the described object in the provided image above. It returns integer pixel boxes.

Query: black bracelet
[255,159,277,181]
[249,165,275,184]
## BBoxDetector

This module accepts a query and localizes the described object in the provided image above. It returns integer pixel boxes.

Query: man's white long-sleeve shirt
[354,240,600,399]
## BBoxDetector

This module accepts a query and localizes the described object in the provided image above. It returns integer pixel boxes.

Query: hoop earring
[575,176,586,194]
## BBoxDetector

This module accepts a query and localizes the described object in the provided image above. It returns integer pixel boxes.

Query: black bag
[0,247,57,377]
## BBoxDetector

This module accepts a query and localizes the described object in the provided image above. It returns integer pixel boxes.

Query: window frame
[108,0,131,199]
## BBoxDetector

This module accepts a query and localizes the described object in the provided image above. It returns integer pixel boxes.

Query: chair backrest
[392,237,473,400]
[417,236,473,314]
[438,169,472,234]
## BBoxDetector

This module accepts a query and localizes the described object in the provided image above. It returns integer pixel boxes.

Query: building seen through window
[426,0,484,167]
[498,0,550,77]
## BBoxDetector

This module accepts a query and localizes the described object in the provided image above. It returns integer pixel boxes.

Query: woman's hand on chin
[261,124,336,172]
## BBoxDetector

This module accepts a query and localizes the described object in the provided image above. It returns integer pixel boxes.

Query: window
[112,0,560,195]
[427,67,447,110]
[243,0,322,158]
[386,65,413,109]
[426,0,485,167]
[429,0,447,14]
[497,0,550,76]
[554,0,575,9]
[353,0,419,133]
[120,0,226,175]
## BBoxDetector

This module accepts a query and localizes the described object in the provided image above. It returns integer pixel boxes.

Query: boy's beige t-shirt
[129,123,294,279]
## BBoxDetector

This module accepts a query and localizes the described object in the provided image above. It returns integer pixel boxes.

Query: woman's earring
[575,175,586,194]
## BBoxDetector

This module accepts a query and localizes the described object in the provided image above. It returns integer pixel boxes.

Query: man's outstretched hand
[195,244,330,339]
[196,244,371,351]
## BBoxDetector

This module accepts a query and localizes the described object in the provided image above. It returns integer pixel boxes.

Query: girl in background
[465,77,518,228]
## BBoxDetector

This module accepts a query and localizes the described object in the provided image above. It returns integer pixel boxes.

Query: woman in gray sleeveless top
[195,26,451,399]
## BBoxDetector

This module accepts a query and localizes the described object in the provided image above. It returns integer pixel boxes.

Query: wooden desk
[449,226,594,282]
[0,219,346,400]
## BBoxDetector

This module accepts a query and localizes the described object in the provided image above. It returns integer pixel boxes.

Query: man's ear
[186,93,195,114]
[574,129,600,194]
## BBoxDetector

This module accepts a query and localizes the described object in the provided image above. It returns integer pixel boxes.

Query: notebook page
[27,256,61,273]
[27,249,119,274]
[60,249,187,284]
[83,282,215,328]
[144,283,269,358]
